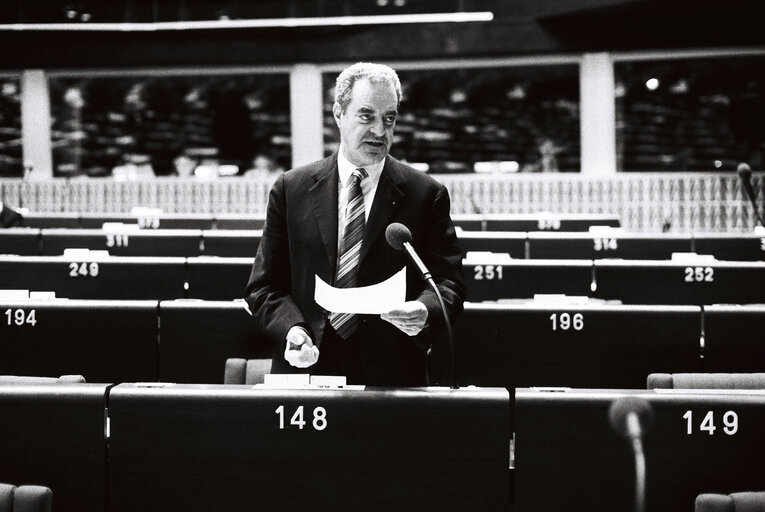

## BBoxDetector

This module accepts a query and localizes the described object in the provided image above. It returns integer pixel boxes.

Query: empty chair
[696,492,765,512]
[0,482,53,512]
[648,373,765,389]
[224,358,271,385]
[0,375,85,384]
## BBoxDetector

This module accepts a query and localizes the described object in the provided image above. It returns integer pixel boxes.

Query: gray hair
[334,62,402,113]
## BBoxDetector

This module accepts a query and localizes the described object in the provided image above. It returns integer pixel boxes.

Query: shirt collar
[337,147,385,187]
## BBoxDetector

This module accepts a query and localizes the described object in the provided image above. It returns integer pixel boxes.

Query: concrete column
[21,69,54,178]
[290,64,324,168]
[580,53,617,176]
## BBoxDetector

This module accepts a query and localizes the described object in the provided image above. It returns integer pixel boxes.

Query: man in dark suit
[245,62,465,386]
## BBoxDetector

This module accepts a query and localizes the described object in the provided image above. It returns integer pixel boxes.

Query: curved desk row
[15,211,620,232]
[2,227,763,261]
[3,254,764,305]
[0,383,508,512]
[2,298,764,389]
[3,383,763,512]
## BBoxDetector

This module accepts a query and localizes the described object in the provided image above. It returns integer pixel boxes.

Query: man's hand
[284,326,319,368]
[381,301,428,336]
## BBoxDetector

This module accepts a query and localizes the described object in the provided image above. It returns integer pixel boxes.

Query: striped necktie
[329,167,368,339]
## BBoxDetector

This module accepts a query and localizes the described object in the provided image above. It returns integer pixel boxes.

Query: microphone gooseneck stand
[385,222,458,389]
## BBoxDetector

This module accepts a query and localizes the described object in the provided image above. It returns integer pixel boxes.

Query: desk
[704,305,765,372]
[0,384,108,512]
[0,228,40,255]
[213,214,266,230]
[451,213,620,232]
[185,257,252,300]
[483,213,620,232]
[594,259,765,305]
[0,255,186,300]
[693,232,765,261]
[41,228,202,256]
[515,388,765,511]
[458,231,527,258]
[451,213,485,231]
[464,257,593,302]
[200,230,261,257]
[79,213,215,230]
[158,300,270,383]
[107,384,510,512]
[527,232,693,260]
[0,299,158,381]
[434,303,702,389]
[20,213,80,228]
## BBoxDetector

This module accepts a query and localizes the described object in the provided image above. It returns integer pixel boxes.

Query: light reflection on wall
[615,55,765,172]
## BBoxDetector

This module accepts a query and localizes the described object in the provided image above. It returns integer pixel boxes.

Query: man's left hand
[381,301,428,336]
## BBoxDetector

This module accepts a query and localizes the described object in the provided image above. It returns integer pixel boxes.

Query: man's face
[334,78,398,168]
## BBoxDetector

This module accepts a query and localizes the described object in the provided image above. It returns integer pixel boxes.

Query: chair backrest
[696,492,765,512]
[0,482,53,512]
[0,375,85,385]
[648,373,765,389]
[224,358,270,385]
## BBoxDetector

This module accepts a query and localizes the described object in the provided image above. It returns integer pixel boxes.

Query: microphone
[737,162,765,229]
[385,222,457,388]
[386,223,431,280]
[608,397,654,512]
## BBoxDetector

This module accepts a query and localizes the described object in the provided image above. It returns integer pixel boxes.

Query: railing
[1,172,762,232]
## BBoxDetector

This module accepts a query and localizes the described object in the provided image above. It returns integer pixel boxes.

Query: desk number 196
[275,405,327,431]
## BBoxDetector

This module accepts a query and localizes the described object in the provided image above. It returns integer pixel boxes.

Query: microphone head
[608,396,654,439]
[737,162,752,181]
[385,222,412,251]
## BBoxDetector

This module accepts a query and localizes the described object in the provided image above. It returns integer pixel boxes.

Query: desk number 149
[683,410,738,435]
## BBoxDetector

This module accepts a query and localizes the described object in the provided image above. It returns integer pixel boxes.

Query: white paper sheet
[315,267,406,314]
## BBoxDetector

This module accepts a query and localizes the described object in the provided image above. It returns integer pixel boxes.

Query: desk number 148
[275,405,327,431]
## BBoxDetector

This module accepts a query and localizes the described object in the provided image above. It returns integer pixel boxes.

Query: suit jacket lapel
[360,156,404,265]
[309,155,340,278]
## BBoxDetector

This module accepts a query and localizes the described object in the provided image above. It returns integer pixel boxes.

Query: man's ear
[332,102,342,127]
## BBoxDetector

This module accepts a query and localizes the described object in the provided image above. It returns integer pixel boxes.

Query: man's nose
[369,117,386,137]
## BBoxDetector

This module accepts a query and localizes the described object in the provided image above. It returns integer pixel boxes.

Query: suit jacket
[245,154,465,385]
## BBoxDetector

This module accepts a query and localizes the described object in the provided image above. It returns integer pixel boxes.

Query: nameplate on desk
[262,373,310,388]
[261,374,364,390]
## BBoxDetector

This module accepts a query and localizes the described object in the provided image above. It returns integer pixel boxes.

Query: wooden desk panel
[108,384,510,512]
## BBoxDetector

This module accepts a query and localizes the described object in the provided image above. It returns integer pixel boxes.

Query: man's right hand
[284,326,319,368]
